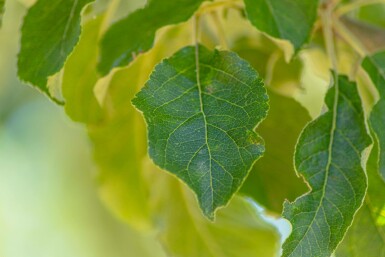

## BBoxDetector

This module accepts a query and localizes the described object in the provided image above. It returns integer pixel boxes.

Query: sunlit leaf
[282,74,371,257]
[98,0,207,75]
[244,0,319,52]
[18,0,94,100]
[62,15,104,123]
[148,165,281,257]
[241,91,310,213]
[132,45,269,219]
[89,24,194,230]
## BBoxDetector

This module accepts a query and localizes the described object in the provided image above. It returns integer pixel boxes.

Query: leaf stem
[332,20,367,57]
[193,15,201,47]
[210,11,229,49]
[322,2,339,72]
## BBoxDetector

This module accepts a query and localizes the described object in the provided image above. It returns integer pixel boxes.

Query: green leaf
[98,0,207,75]
[336,143,385,257]
[363,51,385,181]
[132,45,269,219]
[0,0,5,27]
[89,23,194,230]
[62,14,104,123]
[18,0,94,99]
[282,74,371,257]
[74,26,281,256]
[244,0,319,52]
[337,52,385,255]
[241,91,310,213]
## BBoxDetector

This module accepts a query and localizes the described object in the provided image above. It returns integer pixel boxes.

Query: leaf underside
[244,0,319,51]
[98,0,207,75]
[282,74,371,257]
[132,45,269,219]
[18,0,94,99]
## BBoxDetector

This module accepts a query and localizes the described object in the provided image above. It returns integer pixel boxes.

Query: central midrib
[288,74,340,256]
[194,44,214,208]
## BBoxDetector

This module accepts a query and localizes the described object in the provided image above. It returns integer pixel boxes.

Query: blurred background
[0,1,167,257]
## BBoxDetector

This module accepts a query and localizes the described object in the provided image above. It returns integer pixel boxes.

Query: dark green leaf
[336,143,385,257]
[18,0,94,99]
[98,0,207,75]
[241,91,310,213]
[363,52,385,181]
[244,0,319,51]
[282,74,371,257]
[132,45,269,219]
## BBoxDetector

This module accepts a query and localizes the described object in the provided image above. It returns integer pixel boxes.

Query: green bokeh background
[0,1,165,256]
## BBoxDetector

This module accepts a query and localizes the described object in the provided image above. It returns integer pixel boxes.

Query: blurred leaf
[241,91,310,213]
[282,74,371,257]
[244,0,319,51]
[232,37,304,96]
[0,0,4,26]
[340,17,385,54]
[147,164,281,257]
[363,51,385,181]
[132,45,269,219]
[357,3,385,29]
[336,143,385,257]
[75,24,281,257]
[89,24,193,230]
[98,0,208,75]
[62,15,104,123]
[18,0,94,101]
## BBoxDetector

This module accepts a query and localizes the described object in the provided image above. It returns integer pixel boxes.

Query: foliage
[2,0,385,256]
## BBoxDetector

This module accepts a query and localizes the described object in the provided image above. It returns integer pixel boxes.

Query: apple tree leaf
[244,0,319,52]
[336,142,385,257]
[132,45,269,219]
[98,0,208,75]
[18,0,94,101]
[282,74,371,257]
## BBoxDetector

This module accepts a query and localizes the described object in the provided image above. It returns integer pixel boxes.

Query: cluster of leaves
[2,0,385,256]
